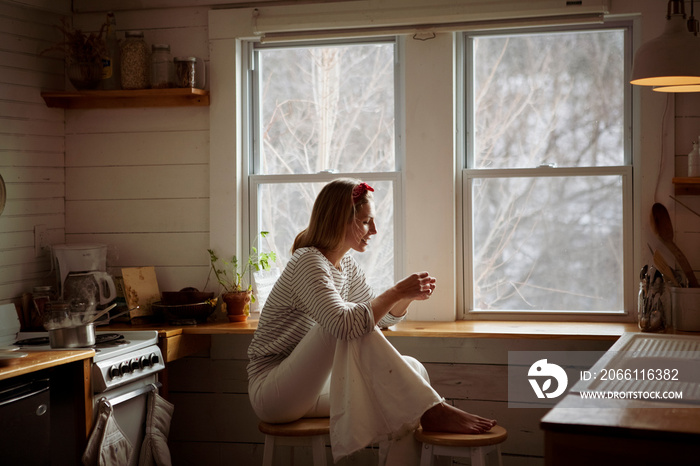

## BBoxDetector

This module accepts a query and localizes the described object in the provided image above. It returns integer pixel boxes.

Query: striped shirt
[247,247,403,379]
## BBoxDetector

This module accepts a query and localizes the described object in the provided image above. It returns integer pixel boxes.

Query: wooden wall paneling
[169,392,261,443]
[65,199,208,232]
[210,334,252,359]
[387,336,614,365]
[0,215,63,238]
[1,151,63,167]
[168,357,249,393]
[2,66,64,90]
[70,232,209,265]
[65,165,209,200]
[149,265,212,292]
[0,100,63,123]
[66,131,209,166]
[74,6,209,30]
[73,0,284,13]
[426,362,509,401]
[65,106,209,133]
[0,81,49,104]
[1,118,64,136]
[168,441,263,466]
[3,0,70,14]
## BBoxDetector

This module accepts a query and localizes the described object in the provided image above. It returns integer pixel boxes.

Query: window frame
[242,37,406,285]
[458,21,636,321]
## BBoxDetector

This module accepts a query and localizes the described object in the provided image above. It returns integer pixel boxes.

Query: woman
[247,178,496,464]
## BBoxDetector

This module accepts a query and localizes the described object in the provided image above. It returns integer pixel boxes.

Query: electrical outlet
[34,224,48,257]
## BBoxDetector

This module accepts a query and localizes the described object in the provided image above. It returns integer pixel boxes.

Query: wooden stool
[414,425,507,466]
[258,417,330,466]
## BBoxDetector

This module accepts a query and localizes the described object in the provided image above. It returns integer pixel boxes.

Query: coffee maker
[52,243,117,310]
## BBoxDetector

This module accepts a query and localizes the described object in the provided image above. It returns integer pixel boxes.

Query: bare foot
[420,402,496,434]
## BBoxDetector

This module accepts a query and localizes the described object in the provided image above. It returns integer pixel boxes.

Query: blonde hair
[293,178,373,253]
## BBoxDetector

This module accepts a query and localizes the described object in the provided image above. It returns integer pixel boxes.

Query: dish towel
[82,400,133,466]
[329,328,442,464]
[138,390,175,466]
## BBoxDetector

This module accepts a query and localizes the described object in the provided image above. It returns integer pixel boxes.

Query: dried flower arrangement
[42,17,108,89]
[43,17,108,64]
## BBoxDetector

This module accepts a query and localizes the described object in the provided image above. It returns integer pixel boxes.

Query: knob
[120,361,132,374]
[149,353,160,365]
[140,355,151,368]
[130,359,141,371]
[109,365,121,379]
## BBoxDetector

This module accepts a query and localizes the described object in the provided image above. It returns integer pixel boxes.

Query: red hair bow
[352,182,374,202]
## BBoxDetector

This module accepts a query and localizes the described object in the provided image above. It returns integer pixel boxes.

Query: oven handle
[98,382,161,409]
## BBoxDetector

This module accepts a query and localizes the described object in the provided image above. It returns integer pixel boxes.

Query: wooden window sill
[143,319,641,341]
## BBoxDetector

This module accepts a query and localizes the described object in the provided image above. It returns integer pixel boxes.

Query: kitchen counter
[540,332,700,465]
[0,348,94,381]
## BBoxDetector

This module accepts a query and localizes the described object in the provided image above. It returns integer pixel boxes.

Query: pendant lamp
[630,0,700,88]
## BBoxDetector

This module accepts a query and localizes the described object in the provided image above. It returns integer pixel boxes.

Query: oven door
[94,375,159,466]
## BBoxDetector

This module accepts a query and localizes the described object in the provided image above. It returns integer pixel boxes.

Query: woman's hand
[371,272,436,323]
[393,272,436,302]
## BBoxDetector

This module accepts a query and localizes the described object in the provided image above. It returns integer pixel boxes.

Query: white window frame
[241,38,406,284]
[458,22,636,321]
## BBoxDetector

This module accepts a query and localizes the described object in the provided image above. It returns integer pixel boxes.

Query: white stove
[14,329,166,466]
[14,330,165,393]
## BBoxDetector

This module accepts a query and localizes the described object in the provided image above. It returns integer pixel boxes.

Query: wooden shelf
[672,177,700,195]
[41,88,209,109]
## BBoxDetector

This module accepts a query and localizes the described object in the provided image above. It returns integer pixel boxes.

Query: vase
[222,290,252,322]
[67,61,103,90]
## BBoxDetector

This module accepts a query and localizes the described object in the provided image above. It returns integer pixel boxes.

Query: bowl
[152,300,216,324]
[161,288,215,305]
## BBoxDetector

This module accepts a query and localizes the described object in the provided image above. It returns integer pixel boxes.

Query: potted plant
[208,232,277,322]
[43,17,108,90]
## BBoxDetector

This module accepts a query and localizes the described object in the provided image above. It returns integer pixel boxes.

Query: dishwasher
[0,373,51,466]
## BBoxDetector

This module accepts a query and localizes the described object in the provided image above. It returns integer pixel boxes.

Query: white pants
[248,324,442,465]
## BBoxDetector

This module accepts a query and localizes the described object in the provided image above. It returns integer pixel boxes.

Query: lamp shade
[653,84,700,91]
[630,14,700,86]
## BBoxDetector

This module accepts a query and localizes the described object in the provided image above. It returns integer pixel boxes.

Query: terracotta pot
[222,290,252,322]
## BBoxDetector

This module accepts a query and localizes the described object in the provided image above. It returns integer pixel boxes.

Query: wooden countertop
[0,349,94,381]
[105,319,639,340]
[540,332,700,465]
[541,393,700,439]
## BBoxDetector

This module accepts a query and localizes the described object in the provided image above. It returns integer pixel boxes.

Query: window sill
[171,318,640,340]
[385,320,639,340]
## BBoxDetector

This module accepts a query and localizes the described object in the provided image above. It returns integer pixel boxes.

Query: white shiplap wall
[60,7,212,294]
[0,0,68,303]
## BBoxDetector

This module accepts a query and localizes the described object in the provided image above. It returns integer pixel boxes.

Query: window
[245,39,402,292]
[462,24,633,316]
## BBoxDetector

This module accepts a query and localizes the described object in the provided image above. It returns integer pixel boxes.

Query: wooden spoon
[650,203,698,287]
[653,249,680,287]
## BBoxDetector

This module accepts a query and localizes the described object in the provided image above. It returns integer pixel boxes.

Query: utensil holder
[671,287,700,331]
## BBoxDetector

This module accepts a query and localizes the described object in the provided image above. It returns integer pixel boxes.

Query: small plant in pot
[208,232,277,322]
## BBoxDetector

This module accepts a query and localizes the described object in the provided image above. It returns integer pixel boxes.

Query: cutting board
[121,267,160,319]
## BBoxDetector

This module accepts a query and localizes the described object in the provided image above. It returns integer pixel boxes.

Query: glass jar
[43,302,70,331]
[32,286,56,318]
[638,276,668,332]
[150,44,174,89]
[120,31,150,90]
[174,57,198,88]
